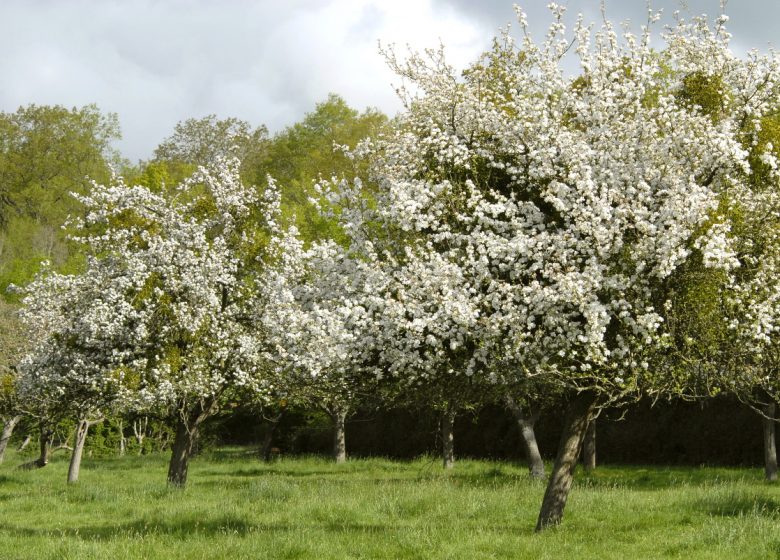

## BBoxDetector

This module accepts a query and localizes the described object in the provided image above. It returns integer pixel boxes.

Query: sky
[1,0,778,162]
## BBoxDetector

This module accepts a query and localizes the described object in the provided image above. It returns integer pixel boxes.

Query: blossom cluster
[18,157,281,418]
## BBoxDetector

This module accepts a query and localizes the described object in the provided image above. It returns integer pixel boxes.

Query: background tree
[19,263,133,482]
[0,104,121,297]
[0,299,26,462]
[153,114,268,171]
[264,232,387,464]
[253,94,386,241]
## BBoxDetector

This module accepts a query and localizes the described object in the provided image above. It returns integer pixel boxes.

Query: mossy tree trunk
[167,397,218,487]
[331,407,348,464]
[536,391,598,531]
[582,418,597,471]
[36,425,54,468]
[67,417,102,483]
[118,418,126,457]
[133,416,148,455]
[17,434,31,452]
[260,411,284,462]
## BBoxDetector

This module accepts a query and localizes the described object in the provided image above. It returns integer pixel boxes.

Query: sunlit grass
[0,448,778,559]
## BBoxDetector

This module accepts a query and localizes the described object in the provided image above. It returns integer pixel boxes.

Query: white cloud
[1,0,776,162]
[0,0,489,161]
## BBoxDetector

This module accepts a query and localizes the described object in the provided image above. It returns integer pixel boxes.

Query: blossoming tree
[350,5,780,529]
[21,157,283,486]
[711,163,780,482]
[18,265,129,481]
[263,219,387,463]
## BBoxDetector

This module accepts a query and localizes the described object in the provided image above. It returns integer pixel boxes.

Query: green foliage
[251,94,387,243]
[130,160,197,194]
[84,420,124,458]
[0,104,121,299]
[746,114,780,191]
[0,300,26,415]
[675,72,730,121]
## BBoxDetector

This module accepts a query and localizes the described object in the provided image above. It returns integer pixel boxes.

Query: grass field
[0,448,778,559]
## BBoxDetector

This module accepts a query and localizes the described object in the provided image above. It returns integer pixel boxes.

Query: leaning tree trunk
[331,407,348,464]
[0,415,20,463]
[536,391,598,532]
[441,407,457,470]
[17,434,31,452]
[762,402,778,482]
[68,420,89,483]
[167,399,217,487]
[505,395,545,479]
[67,418,101,483]
[260,411,284,462]
[582,418,597,471]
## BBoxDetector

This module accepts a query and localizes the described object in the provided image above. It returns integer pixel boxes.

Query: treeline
[0,93,387,466]
[2,8,780,534]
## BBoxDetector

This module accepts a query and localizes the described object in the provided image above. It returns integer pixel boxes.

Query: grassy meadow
[0,448,778,559]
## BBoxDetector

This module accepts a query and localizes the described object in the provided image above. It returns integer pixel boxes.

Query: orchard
[1,4,779,554]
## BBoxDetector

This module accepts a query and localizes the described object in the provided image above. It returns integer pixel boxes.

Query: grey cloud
[1,0,776,162]
[437,0,780,50]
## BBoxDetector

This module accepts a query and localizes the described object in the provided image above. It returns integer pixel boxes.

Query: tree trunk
[582,418,597,471]
[505,395,545,479]
[763,402,778,482]
[36,426,54,468]
[0,415,20,463]
[536,391,598,532]
[67,419,91,483]
[167,399,216,487]
[332,408,347,464]
[133,417,147,455]
[118,419,126,457]
[167,417,198,487]
[17,434,31,451]
[260,411,284,462]
[441,407,456,470]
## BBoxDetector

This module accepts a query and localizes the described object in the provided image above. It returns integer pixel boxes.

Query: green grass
[0,448,779,559]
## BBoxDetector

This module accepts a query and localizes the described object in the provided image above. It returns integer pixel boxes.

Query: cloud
[0,0,489,162]
[0,0,776,162]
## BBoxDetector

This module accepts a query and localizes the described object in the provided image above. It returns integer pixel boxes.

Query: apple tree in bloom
[701,123,780,481]
[719,190,780,481]
[339,5,780,529]
[262,185,389,463]
[20,157,283,486]
[18,263,134,480]
[658,85,780,481]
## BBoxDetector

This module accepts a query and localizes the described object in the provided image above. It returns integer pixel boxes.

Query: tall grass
[0,448,778,559]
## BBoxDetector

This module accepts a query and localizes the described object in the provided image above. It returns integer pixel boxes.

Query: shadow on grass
[0,513,256,540]
[575,466,759,491]
[0,515,530,541]
[196,461,764,495]
[696,492,780,518]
